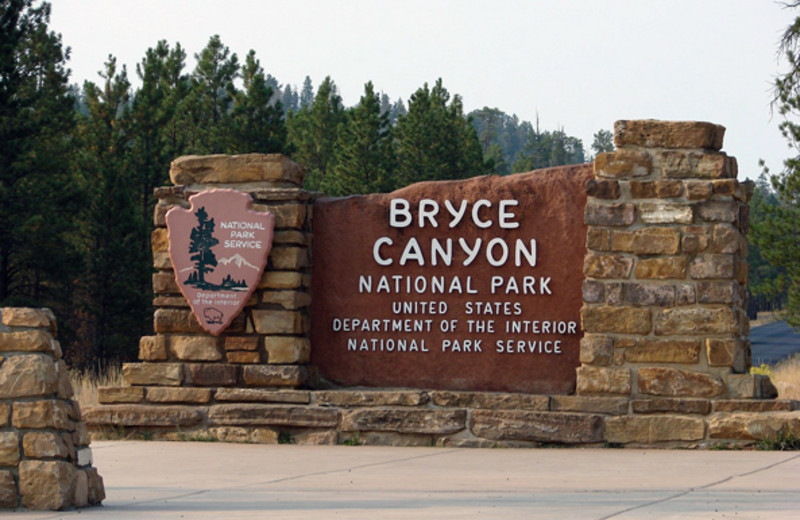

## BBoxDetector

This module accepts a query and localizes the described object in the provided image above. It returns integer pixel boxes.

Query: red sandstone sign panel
[167,190,274,335]
[311,165,592,394]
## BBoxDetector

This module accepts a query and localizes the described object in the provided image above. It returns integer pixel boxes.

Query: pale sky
[49,0,799,181]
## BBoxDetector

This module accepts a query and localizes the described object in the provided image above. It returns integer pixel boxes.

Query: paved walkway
[9,441,800,519]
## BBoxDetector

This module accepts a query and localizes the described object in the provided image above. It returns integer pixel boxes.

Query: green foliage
[749,173,789,314]
[395,79,486,186]
[761,8,800,328]
[287,76,346,190]
[324,82,395,195]
[750,363,774,377]
[0,0,83,325]
[591,129,615,156]
[512,126,586,172]
[755,427,800,451]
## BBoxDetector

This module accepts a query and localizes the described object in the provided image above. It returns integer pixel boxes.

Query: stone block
[708,411,800,441]
[251,309,304,334]
[207,404,339,428]
[82,404,203,427]
[146,387,213,404]
[224,336,260,351]
[318,390,429,407]
[242,365,307,387]
[661,151,730,179]
[0,353,58,399]
[0,432,20,466]
[605,415,706,444]
[169,154,304,186]
[634,256,688,279]
[686,180,713,200]
[584,202,636,226]
[613,228,680,255]
[341,409,466,435]
[269,247,308,270]
[1,307,55,329]
[696,281,741,304]
[654,307,736,335]
[696,200,737,223]
[605,282,623,305]
[586,228,611,251]
[264,336,310,363]
[0,470,17,508]
[253,203,306,229]
[123,363,183,386]
[594,149,652,178]
[85,467,104,505]
[19,460,77,510]
[624,339,701,363]
[273,230,308,245]
[23,432,69,459]
[712,400,797,413]
[138,335,168,361]
[582,280,605,303]
[579,334,613,366]
[215,388,311,404]
[205,427,279,444]
[710,224,741,254]
[470,410,604,444]
[0,403,8,427]
[261,290,312,310]
[614,120,725,150]
[151,227,168,253]
[549,396,629,415]
[623,283,675,307]
[576,366,631,395]
[169,335,221,361]
[584,179,620,199]
[258,271,304,290]
[706,338,743,369]
[0,330,54,353]
[429,391,549,410]
[728,374,778,399]
[681,230,709,254]
[97,386,144,404]
[629,180,683,199]
[152,271,179,293]
[631,398,711,415]
[226,351,261,364]
[638,367,724,397]
[639,201,693,224]
[185,363,238,387]
[12,400,71,429]
[153,251,171,269]
[583,253,633,279]
[581,306,651,335]
[154,308,204,334]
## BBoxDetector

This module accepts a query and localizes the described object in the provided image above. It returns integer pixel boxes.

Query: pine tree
[395,79,485,186]
[229,50,287,154]
[299,75,314,109]
[281,84,298,114]
[756,8,800,327]
[591,129,615,156]
[0,0,83,312]
[325,82,395,195]
[287,76,346,190]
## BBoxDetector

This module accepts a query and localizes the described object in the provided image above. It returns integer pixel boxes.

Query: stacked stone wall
[113,154,316,408]
[578,120,774,402]
[0,308,104,510]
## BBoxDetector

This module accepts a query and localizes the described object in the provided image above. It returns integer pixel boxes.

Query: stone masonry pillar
[105,154,315,407]
[578,120,772,400]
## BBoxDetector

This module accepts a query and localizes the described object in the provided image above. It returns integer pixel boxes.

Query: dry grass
[69,365,124,409]
[770,354,800,400]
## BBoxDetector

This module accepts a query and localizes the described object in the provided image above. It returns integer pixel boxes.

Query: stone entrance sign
[311,165,592,394]
[167,189,274,335]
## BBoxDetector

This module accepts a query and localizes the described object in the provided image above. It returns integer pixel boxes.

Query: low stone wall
[0,308,104,510]
[83,388,799,447]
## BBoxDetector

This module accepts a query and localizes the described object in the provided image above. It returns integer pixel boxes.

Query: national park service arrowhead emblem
[166,189,274,335]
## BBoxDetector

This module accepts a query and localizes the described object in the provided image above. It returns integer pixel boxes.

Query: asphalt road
[750,320,800,365]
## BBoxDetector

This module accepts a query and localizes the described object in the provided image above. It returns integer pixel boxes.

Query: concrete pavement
[6,441,800,519]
